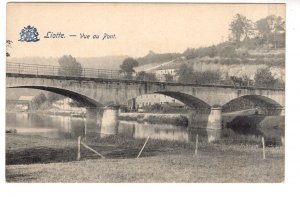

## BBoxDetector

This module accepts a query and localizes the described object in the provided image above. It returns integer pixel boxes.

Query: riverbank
[6,133,284,182]
[6,110,86,117]
[119,112,188,126]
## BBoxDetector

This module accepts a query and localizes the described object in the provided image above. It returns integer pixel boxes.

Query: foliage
[58,55,83,76]
[176,64,197,83]
[181,14,285,64]
[183,45,218,60]
[256,15,285,48]
[120,57,139,79]
[6,40,13,57]
[135,71,157,81]
[215,42,237,58]
[47,92,64,103]
[254,68,277,88]
[69,100,85,108]
[176,65,221,84]
[164,73,174,82]
[230,75,254,87]
[120,57,139,72]
[136,51,181,65]
[31,93,47,109]
[229,14,254,44]
[195,70,221,84]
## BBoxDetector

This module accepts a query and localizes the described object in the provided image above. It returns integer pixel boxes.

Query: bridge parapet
[7,62,127,80]
[6,62,285,90]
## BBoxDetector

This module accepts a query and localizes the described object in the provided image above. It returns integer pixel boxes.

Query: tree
[120,57,139,72]
[6,40,13,57]
[31,93,47,110]
[136,71,157,81]
[229,14,254,44]
[256,15,285,48]
[216,42,236,58]
[49,55,82,104]
[272,16,285,48]
[69,100,85,107]
[230,75,253,87]
[195,70,221,85]
[120,57,139,79]
[58,55,82,76]
[208,45,217,58]
[183,48,199,60]
[164,73,174,82]
[254,68,276,88]
[274,16,285,33]
[47,92,64,103]
[176,64,196,83]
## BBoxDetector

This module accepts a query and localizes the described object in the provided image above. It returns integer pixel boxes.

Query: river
[6,112,284,146]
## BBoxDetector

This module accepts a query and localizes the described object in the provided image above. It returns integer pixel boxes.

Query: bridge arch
[8,86,103,108]
[155,91,211,109]
[222,95,283,115]
[129,91,211,110]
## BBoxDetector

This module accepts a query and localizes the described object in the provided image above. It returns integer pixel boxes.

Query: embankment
[119,112,188,126]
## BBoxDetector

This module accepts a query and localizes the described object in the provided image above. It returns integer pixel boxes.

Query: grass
[6,133,284,183]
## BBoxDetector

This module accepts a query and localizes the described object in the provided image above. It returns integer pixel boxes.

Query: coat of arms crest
[18,25,40,42]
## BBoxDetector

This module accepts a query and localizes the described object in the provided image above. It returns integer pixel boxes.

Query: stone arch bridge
[6,62,285,139]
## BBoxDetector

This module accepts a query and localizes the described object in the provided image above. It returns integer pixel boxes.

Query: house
[154,68,177,81]
[52,98,85,113]
[135,93,184,109]
[131,58,186,110]
[16,96,34,110]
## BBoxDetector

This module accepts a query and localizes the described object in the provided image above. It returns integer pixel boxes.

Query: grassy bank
[6,152,284,183]
[6,133,284,182]
[6,133,192,165]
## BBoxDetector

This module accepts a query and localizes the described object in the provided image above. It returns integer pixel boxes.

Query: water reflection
[6,112,85,139]
[6,112,284,145]
[118,121,189,143]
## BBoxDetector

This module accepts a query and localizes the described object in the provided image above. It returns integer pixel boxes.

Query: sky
[7,3,285,58]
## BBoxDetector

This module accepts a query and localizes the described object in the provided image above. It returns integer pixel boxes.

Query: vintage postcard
[5,3,285,183]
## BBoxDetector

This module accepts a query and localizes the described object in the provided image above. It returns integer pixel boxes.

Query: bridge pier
[188,106,222,143]
[206,107,222,143]
[280,107,285,116]
[207,107,222,130]
[86,107,102,137]
[100,106,119,137]
[188,108,210,129]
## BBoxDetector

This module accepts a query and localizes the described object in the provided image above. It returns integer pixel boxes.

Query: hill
[136,51,181,66]
[7,56,128,70]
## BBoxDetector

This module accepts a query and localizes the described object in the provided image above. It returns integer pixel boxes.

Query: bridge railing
[6,62,284,90]
[6,62,129,80]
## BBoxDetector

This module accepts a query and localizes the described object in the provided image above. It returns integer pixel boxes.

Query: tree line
[182,14,285,66]
[229,14,285,48]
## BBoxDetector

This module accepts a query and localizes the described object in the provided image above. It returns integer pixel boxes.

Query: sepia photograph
[5,3,285,183]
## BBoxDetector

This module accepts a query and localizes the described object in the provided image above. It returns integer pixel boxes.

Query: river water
[6,112,284,146]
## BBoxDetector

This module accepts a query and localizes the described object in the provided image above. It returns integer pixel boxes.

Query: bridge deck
[6,62,284,91]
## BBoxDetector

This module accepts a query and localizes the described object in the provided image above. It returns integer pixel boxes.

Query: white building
[154,68,177,81]
[52,98,85,112]
[132,58,186,109]
[16,96,34,110]
[19,96,34,101]
[134,60,179,82]
[135,94,184,109]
